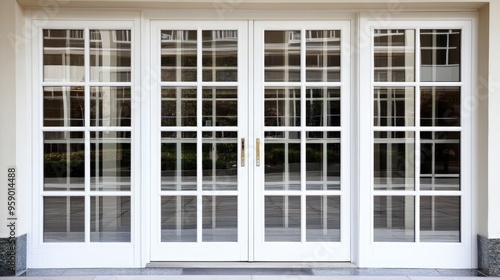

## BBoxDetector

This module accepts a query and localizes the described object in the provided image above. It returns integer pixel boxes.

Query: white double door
[150,20,350,261]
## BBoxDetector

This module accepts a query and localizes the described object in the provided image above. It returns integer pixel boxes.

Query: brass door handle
[256,138,261,167]
[241,138,245,167]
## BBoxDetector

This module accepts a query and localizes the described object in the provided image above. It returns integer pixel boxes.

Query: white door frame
[253,20,351,261]
[149,20,249,261]
[358,16,476,268]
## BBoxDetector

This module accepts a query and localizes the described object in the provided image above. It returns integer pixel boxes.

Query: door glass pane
[420,196,460,242]
[420,132,460,191]
[202,131,238,191]
[306,132,341,191]
[374,87,415,127]
[43,87,85,127]
[374,196,415,242]
[306,196,340,242]
[264,131,301,191]
[421,29,461,82]
[374,29,415,82]
[265,87,301,127]
[44,196,84,242]
[161,30,197,82]
[202,30,238,82]
[265,31,301,82]
[161,87,197,127]
[161,132,198,191]
[374,131,415,191]
[306,30,341,82]
[305,87,340,127]
[202,87,238,126]
[265,196,301,242]
[90,87,131,127]
[202,196,238,242]
[43,29,85,82]
[90,196,131,242]
[44,132,85,191]
[420,87,461,127]
[90,30,131,82]
[161,196,197,242]
[90,131,131,191]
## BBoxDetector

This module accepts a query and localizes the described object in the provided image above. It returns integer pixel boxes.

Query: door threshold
[146,262,356,268]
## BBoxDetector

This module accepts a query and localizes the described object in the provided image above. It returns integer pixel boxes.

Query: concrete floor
[3,267,499,279]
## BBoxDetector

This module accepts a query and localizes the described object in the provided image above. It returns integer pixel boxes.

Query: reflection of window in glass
[264,131,301,191]
[374,131,415,191]
[90,131,131,191]
[421,29,461,82]
[90,87,131,127]
[306,30,341,82]
[265,31,301,82]
[305,88,341,127]
[374,196,415,242]
[43,87,85,127]
[202,30,238,82]
[90,30,131,82]
[43,29,85,82]
[420,132,460,191]
[161,30,197,82]
[264,87,301,127]
[421,87,461,127]
[374,87,415,127]
[374,29,415,82]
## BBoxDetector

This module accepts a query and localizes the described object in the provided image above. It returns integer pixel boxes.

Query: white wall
[0,0,19,239]
[486,1,500,238]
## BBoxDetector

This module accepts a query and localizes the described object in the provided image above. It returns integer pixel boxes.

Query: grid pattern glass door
[254,22,350,261]
[42,29,133,243]
[373,29,463,243]
[151,21,248,261]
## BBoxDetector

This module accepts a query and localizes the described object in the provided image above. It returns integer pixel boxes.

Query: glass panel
[43,87,85,127]
[202,196,238,242]
[43,196,84,242]
[265,196,301,242]
[161,87,197,127]
[421,87,461,127]
[161,132,198,191]
[202,132,238,191]
[306,30,341,82]
[374,29,415,82]
[90,87,131,127]
[44,132,85,191]
[202,87,238,126]
[306,132,341,191]
[202,30,238,82]
[265,30,301,82]
[264,131,301,191]
[305,87,340,127]
[265,87,301,127]
[420,132,460,191]
[161,30,197,82]
[374,131,415,190]
[90,131,131,191]
[374,196,415,242]
[374,87,415,127]
[90,30,131,82]
[420,196,460,242]
[161,196,197,242]
[306,196,340,242]
[43,29,85,82]
[90,196,131,242]
[421,29,461,82]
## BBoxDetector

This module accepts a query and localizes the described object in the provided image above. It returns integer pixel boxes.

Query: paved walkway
[3,268,500,279]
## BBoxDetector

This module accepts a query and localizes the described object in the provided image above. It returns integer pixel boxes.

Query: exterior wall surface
[0,0,500,274]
